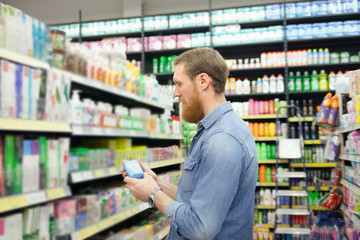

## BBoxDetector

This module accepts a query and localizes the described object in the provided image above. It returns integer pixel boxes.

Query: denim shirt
[166,101,258,240]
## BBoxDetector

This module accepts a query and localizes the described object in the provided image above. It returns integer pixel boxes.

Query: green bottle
[311,70,319,91]
[295,71,302,91]
[319,69,328,91]
[256,143,261,159]
[266,145,271,159]
[288,71,295,91]
[261,143,267,160]
[302,71,311,91]
[266,167,272,182]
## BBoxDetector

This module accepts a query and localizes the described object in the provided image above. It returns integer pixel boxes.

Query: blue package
[286,25,298,40]
[343,20,359,35]
[327,21,344,37]
[123,160,144,179]
[316,22,329,38]
[285,3,296,18]
[328,0,343,14]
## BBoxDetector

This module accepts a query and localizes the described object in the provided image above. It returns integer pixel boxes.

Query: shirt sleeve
[166,131,247,240]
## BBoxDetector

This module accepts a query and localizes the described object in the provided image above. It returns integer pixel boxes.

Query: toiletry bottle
[328,94,339,125]
[263,75,270,93]
[288,71,295,91]
[71,90,83,125]
[295,71,302,91]
[328,71,336,90]
[319,69,328,90]
[235,78,243,95]
[302,71,311,91]
[276,74,284,93]
[311,70,319,91]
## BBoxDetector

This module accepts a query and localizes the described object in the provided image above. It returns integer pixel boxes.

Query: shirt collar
[198,101,233,130]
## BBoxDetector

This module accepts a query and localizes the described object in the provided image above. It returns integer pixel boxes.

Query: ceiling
[2,0,302,25]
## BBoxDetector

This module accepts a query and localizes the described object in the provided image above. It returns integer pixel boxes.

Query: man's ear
[199,73,210,89]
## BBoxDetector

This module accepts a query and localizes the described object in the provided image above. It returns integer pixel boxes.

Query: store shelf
[257,182,290,187]
[145,47,193,55]
[258,159,289,164]
[287,62,360,70]
[69,72,173,111]
[340,123,360,133]
[341,179,360,195]
[288,35,360,45]
[316,122,338,129]
[275,208,310,215]
[150,226,171,240]
[290,163,336,168]
[148,158,185,169]
[340,153,360,163]
[288,90,335,95]
[288,117,314,122]
[0,47,49,69]
[239,114,287,120]
[255,136,284,141]
[277,172,306,178]
[226,92,286,99]
[70,166,123,183]
[69,202,149,240]
[286,12,360,24]
[214,40,284,50]
[0,186,71,214]
[71,125,183,139]
[256,205,276,209]
[275,227,311,235]
[254,224,275,229]
[0,118,71,133]
[291,186,331,191]
[276,190,308,196]
[304,139,322,145]
[341,204,360,230]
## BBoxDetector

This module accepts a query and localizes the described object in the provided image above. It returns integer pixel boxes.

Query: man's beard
[182,88,204,124]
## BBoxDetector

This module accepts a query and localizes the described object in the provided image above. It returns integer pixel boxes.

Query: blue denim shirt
[166,102,258,240]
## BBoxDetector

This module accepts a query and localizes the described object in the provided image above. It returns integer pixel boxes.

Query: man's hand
[120,158,158,181]
[124,173,158,202]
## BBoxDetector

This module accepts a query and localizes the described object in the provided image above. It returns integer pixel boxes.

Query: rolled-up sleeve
[166,132,245,240]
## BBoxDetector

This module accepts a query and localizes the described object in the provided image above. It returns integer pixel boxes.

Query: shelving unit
[290,163,336,168]
[240,114,287,120]
[0,186,71,214]
[339,153,360,163]
[0,118,71,133]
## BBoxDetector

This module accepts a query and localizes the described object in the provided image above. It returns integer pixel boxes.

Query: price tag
[138,202,148,212]
[95,169,105,178]
[26,191,47,205]
[0,198,11,213]
[47,187,65,200]
[108,167,118,176]
[71,172,83,183]
[92,127,102,135]
[82,171,94,180]
[78,224,98,239]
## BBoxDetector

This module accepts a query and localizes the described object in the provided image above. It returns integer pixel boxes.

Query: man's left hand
[124,172,158,202]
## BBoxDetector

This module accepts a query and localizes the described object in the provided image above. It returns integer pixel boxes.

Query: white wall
[2,0,303,25]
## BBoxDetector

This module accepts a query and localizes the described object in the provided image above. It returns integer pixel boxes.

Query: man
[121,47,257,240]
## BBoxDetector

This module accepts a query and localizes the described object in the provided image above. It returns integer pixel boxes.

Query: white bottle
[269,74,277,93]
[276,74,284,92]
[264,189,272,205]
[262,75,270,93]
[328,71,336,90]
[343,70,350,93]
[271,189,276,206]
[235,79,243,95]
[260,188,265,205]
[71,90,83,125]
[243,78,251,94]
[335,70,344,93]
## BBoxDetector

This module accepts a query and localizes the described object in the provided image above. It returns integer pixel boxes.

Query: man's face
[173,63,204,123]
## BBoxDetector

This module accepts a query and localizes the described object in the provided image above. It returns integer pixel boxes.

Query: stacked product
[248,121,284,138]
[232,99,286,116]
[0,135,70,196]
[152,55,176,74]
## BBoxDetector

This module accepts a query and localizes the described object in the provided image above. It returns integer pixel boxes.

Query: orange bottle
[328,94,339,125]
[264,122,270,136]
[254,122,259,137]
[259,165,266,182]
[318,92,332,123]
[249,122,254,136]
[259,123,265,137]
[269,122,276,136]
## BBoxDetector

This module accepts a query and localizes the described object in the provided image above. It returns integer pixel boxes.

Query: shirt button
[195,137,198,139]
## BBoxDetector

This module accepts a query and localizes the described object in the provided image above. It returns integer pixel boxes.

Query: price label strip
[46,187,65,200]
[26,191,47,205]
[0,195,28,213]
[94,169,105,178]
[77,224,98,240]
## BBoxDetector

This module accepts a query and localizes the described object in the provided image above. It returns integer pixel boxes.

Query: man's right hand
[120,158,158,182]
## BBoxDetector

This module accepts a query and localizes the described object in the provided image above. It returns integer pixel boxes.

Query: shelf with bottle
[0,185,71,215]
[290,163,336,168]
[288,116,314,122]
[290,186,331,191]
[0,118,71,133]
[257,182,290,187]
[255,136,284,141]
[258,159,289,164]
[304,139,323,145]
[240,114,287,120]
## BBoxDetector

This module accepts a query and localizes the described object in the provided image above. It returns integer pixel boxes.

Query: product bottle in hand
[328,94,339,125]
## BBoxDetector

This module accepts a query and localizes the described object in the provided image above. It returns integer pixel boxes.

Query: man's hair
[174,47,229,94]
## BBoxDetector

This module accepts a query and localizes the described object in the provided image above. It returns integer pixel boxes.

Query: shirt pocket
[180,156,198,192]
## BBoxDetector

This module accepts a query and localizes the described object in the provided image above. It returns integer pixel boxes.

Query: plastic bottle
[259,122,265,136]
[319,69,328,90]
[311,70,319,91]
[324,48,330,64]
[328,94,339,125]
[328,71,336,90]
[271,165,276,182]
[304,123,310,140]
[261,143,267,159]
[271,189,276,206]
[269,122,276,137]
[302,71,311,91]
[295,71,302,91]
[318,48,324,64]
[307,49,313,65]
[263,75,270,93]
[288,71,295,91]
[318,92,332,123]
[266,166,271,183]
[260,188,265,205]
[264,122,270,137]
[254,122,259,137]
[230,78,236,94]
[71,90,83,124]
[276,74,284,92]
[251,80,257,94]
[312,49,318,64]
[335,70,344,93]
[303,99,308,116]
[264,189,272,205]
[241,78,249,94]
[256,77,263,93]
[269,74,277,93]
[235,78,243,95]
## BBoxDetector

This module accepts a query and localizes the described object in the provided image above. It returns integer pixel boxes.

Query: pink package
[163,35,177,49]
[144,37,149,51]
[176,34,191,48]
[148,36,163,51]
[54,200,77,219]
[126,38,142,52]
[115,38,127,52]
